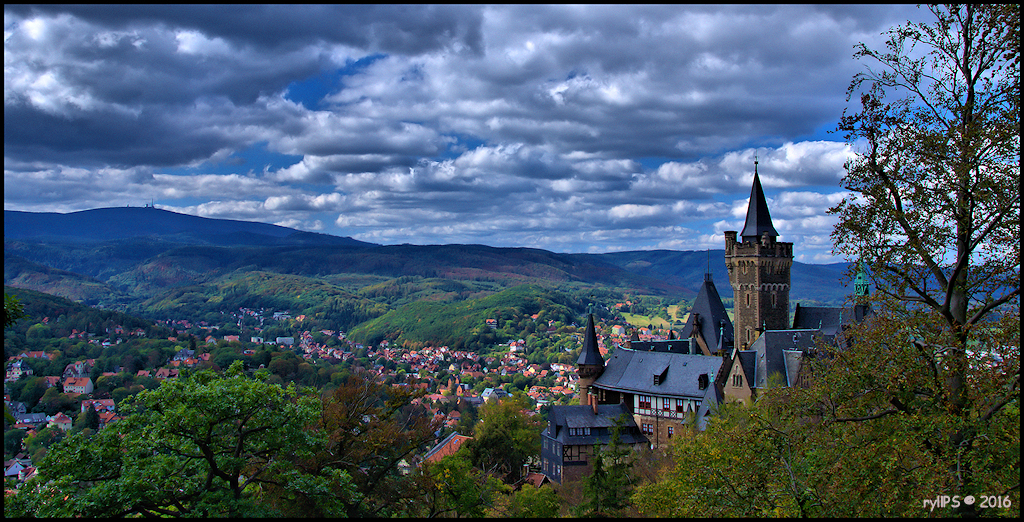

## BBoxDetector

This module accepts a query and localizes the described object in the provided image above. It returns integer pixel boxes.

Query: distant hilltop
[3,207,377,248]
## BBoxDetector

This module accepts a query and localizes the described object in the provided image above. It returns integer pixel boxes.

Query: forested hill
[5,207,856,340]
[3,207,375,247]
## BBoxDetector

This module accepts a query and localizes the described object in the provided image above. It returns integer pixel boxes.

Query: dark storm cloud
[4,4,485,55]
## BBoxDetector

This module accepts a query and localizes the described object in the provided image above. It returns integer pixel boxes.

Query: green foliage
[422,453,509,518]
[5,429,27,457]
[74,405,101,432]
[577,416,638,517]
[349,284,578,351]
[5,292,26,329]
[826,3,1020,516]
[462,394,544,484]
[506,484,561,518]
[6,361,335,517]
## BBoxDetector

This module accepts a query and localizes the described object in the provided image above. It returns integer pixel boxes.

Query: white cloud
[3,4,934,260]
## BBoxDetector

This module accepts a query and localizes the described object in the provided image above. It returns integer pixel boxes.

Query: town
[3,298,654,482]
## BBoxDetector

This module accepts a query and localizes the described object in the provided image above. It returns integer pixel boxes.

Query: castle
[540,163,870,484]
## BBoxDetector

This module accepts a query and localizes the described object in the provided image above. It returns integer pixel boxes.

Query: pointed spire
[739,160,779,242]
[576,313,603,366]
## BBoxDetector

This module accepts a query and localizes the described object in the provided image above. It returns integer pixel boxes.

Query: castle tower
[724,162,793,352]
[576,313,604,406]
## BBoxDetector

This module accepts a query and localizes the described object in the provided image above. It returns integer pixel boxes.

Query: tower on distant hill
[724,161,793,352]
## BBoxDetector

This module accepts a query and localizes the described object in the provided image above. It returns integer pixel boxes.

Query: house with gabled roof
[49,412,73,432]
[540,402,647,484]
[81,398,116,413]
[63,376,94,395]
[420,431,472,466]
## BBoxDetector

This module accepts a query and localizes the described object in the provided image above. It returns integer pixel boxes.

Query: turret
[576,313,604,406]
[725,161,793,352]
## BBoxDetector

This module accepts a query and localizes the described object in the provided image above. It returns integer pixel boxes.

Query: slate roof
[737,349,757,387]
[679,272,734,350]
[695,381,725,431]
[792,303,873,338]
[576,313,604,366]
[628,338,695,354]
[593,348,724,399]
[746,329,819,388]
[739,168,779,242]
[545,403,647,447]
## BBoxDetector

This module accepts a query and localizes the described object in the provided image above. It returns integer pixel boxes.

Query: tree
[577,416,639,517]
[419,453,508,518]
[291,371,439,517]
[462,394,544,484]
[4,429,27,457]
[6,361,336,517]
[74,405,100,432]
[504,483,561,518]
[829,3,1019,516]
[4,292,26,329]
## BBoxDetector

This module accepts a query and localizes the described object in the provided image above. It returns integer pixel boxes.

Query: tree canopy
[6,361,341,517]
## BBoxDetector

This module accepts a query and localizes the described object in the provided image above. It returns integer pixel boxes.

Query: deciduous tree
[6,361,336,517]
[293,371,439,517]
[462,393,544,484]
[829,3,1019,515]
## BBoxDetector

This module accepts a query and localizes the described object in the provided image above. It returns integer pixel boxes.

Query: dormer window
[698,373,709,390]
[653,365,668,386]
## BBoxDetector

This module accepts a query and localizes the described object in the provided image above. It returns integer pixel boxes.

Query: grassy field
[619,304,735,330]
[619,312,673,329]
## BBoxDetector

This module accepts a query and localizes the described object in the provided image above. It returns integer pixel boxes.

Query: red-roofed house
[49,412,73,432]
[98,411,121,428]
[154,368,179,380]
[63,377,94,395]
[81,398,116,413]
[420,432,472,466]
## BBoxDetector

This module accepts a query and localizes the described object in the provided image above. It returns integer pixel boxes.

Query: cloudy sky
[4,4,930,262]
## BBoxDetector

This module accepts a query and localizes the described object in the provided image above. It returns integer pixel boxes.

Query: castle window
[733,373,742,387]
[667,426,674,439]
[676,399,684,413]
[772,292,777,307]
[698,374,709,390]
[662,398,670,411]
[638,395,651,409]
[745,293,750,307]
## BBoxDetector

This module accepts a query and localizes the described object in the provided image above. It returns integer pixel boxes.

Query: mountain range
[4,207,855,334]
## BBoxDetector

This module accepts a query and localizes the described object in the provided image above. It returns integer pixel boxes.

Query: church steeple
[739,160,779,243]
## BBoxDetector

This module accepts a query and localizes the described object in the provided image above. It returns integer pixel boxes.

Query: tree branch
[834,409,898,423]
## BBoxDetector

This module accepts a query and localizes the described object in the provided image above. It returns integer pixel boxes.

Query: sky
[4,4,932,263]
